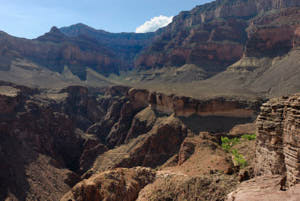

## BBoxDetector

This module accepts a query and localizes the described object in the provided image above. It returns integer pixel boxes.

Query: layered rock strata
[255,94,300,187]
[136,0,300,71]
[227,93,300,200]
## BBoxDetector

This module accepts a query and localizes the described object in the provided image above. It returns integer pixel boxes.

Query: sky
[0,0,213,39]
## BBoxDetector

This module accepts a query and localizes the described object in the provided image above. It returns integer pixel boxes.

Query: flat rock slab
[227,175,300,201]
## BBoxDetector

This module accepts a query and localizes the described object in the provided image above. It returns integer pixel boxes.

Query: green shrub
[241,134,256,141]
[221,137,240,152]
[231,149,248,168]
[221,136,248,169]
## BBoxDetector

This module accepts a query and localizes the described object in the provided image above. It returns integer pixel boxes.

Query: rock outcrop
[227,175,300,201]
[137,172,237,201]
[91,115,189,172]
[255,93,300,187]
[60,167,156,201]
[226,93,300,200]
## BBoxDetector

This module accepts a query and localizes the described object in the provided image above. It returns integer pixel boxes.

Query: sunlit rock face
[135,0,300,73]
[227,93,300,201]
[255,93,300,188]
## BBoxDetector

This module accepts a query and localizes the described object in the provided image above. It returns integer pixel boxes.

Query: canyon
[0,0,299,200]
[0,79,299,201]
[0,81,260,201]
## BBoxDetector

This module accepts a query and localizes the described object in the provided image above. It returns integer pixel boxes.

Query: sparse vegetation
[221,134,256,168]
[241,134,256,141]
[221,137,240,152]
[231,149,248,168]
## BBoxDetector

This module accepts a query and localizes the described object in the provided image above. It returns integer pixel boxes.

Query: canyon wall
[227,93,300,200]
[255,94,300,187]
[135,0,300,71]
[129,88,261,118]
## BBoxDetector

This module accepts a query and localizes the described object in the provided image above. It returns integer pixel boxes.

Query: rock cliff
[227,93,300,200]
[255,94,300,187]
[135,0,300,72]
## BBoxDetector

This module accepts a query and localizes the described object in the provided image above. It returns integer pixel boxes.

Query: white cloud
[136,15,173,33]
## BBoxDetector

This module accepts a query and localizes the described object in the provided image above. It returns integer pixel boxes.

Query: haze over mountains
[0,0,299,98]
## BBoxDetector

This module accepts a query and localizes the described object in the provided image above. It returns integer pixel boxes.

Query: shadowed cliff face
[0,25,154,80]
[0,28,118,79]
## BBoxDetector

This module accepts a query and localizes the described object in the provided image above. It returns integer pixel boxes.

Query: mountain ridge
[0,0,299,98]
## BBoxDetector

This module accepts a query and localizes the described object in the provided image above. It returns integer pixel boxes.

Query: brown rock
[60,167,156,201]
[127,88,149,110]
[137,171,237,201]
[166,133,232,176]
[229,123,256,136]
[255,94,300,187]
[135,0,300,71]
[246,8,300,57]
[227,93,300,200]
[92,115,189,172]
[125,106,157,143]
[227,175,300,201]
[79,135,108,173]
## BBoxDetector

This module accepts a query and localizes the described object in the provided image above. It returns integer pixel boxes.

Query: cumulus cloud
[136,15,173,33]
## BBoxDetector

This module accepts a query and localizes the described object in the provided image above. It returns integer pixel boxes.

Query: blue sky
[0,0,213,39]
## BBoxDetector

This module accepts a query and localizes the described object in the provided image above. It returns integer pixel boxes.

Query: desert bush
[231,149,247,168]
[221,137,239,152]
[241,134,256,141]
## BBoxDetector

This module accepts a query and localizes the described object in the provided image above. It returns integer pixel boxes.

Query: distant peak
[74,23,89,28]
[59,23,109,37]
[0,30,9,36]
[50,26,60,33]
[68,23,95,31]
